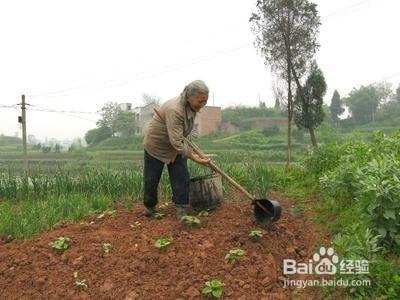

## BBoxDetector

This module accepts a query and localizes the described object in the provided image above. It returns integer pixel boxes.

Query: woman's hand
[190,153,211,165]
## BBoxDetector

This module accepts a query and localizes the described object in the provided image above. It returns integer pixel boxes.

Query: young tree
[293,62,327,148]
[250,0,321,167]
[330,90,344,127]
[96,102,122,136]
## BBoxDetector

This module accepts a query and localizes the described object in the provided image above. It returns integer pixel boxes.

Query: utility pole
[18,95,29,171]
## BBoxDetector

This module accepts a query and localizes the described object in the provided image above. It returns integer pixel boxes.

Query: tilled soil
[0,193,328,299]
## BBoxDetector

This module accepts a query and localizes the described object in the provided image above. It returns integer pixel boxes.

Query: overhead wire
[27,0,391,100]
[29,43,250,99]
[28,107,98,123]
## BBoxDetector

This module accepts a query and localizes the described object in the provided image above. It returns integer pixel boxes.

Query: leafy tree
[114,111,138,137]
[85,127,112,145]
[374,81,393,105]
[142,93,160,106]
[376,100,400,122]
[345,85,381,124]
[330,90,344,127]
[250,0,321,167]
[96,102,122,136]
[294,62,326,148]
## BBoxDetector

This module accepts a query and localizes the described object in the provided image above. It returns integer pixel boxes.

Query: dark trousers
[143,150,190,208]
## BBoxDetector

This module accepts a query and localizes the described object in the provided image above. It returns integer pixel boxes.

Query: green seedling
[197,210,209,217]
[225,248,246,264]
[249,230,263,238]
[155,238,173,249]
[130,221,141,229]
[154,212,165,220]
[103,243,112,254]
[181,215,201,225]
[48,237,70,250]
[97,209,116,219]
[73,272,87,291]
[202,279,225,298]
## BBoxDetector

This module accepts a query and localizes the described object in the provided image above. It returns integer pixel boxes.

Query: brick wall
[194,106,222,136]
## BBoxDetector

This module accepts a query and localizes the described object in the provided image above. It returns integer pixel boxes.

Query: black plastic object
[252,199,282,225]
[189,174,223,211]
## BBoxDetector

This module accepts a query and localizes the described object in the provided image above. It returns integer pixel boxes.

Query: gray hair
[181,80,209,100]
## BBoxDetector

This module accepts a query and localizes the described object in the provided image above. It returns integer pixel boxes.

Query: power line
[29,43,250,99]
[0,104,17,108]
[23,1,391,100]
[28,107,98,123]
[29,104,99,115]
[0,104,19,111]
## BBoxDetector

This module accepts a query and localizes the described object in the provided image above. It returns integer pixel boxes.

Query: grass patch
[0,193,111,239]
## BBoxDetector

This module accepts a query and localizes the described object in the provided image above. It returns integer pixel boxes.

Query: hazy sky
[0,0,399,141]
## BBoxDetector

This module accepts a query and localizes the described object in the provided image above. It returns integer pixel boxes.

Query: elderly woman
[141,80,211,220]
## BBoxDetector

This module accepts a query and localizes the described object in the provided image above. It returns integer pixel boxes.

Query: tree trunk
[309,127,318,149]
[286,62,293,170]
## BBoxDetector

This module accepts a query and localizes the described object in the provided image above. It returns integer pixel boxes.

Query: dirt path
[0,193,329,299]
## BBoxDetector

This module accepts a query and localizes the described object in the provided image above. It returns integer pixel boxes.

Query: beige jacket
[143,96,195,164]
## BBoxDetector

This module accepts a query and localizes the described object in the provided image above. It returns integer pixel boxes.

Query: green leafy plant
[103,243,112,254]
[155,238,173,249]
[355,155,400,251]
[181,215,201,225]
[73,271,88,291]
[249,230,263,238]
[202,279,225,298]
[154,212,165,220]
[197,210,209,217]
[48,237,70,250]
[225,248,246,264]
[130,221,141,229]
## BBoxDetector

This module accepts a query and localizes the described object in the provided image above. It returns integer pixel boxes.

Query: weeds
[225,248,246,264]
[49,237,70,250]
[155,238,173,249]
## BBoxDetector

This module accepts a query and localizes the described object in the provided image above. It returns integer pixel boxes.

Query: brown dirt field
[0,193,329,299]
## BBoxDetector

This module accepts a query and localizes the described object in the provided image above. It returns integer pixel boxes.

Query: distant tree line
[329,82,400,127]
